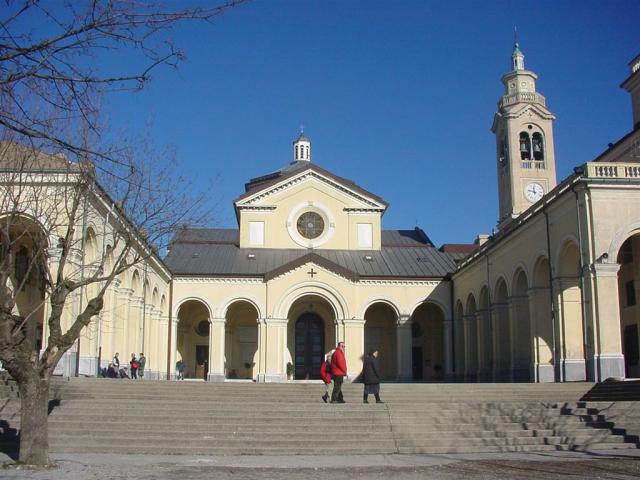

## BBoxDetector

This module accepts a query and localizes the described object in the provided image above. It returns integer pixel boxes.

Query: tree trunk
[18,375,50,465]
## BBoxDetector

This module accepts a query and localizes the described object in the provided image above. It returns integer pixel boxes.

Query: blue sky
[101,0,639,246]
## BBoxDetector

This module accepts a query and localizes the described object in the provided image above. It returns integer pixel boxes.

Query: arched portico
[618,234,640,377]
[364,302,398,380]
[176,299,210,380]
[224,300,259,380]
[410,302,446,381]
[286,294,337,380]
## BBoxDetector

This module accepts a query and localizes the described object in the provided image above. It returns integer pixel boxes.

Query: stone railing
[521,160,547,170]
[500,92,546,108]
[585,162,640,179]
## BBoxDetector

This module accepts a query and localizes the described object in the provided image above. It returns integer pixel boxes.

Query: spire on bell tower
[293,125,311,162]
[491,37,558,228]
[512,28,525,71]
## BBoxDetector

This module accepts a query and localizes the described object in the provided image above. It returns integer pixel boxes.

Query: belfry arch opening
[618,235,640,377]
[287,295,336,380]
[410,302,445,381]
[364,302,398,380]
[224,300,259,380]
[176,300,210,380]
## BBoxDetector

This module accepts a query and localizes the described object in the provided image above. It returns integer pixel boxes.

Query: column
[341,318,365,382]
[396,316,412,382]
[491,303,510,381]
[589,263,625,380]
[528,287,554,383]
[168,316,178,380]
[260,318,288,383]
[207,318,226,382]
[463,314,477,382]
[454,317,465,381]
[443,319,454,380]
[553,277,586,381]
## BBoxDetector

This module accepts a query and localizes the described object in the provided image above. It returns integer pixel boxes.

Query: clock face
[296,211,325,239]
[524,182,544,202]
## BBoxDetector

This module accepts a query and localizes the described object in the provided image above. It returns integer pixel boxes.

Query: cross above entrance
[307,268,317,278]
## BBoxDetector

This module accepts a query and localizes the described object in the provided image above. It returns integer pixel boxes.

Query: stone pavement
[2,450,640,479]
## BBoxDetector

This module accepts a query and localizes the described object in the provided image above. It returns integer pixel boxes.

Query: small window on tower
[295,145,299,160]
[532,132,544,161]
[306,145,309,159]
[519,132,531,161]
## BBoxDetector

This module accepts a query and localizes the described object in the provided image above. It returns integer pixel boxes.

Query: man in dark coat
[362,348,383,404]
[330,342,347,403]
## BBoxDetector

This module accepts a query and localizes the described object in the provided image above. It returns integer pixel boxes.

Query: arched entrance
[225,300,259,380]
[364,302,398,380]
[176,299,210,380]
[410,302,445,381]
[294,313,325,380]
[1,215,47,354]
[618,235,640,377]
[493,278,511,381]
[532,256,555,382]
[286,295,336,380]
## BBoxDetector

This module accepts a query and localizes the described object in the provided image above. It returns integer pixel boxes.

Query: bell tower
[491,41,557,228]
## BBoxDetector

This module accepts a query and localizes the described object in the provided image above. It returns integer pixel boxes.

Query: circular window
[296,212,325,239]
[195,320,210,337]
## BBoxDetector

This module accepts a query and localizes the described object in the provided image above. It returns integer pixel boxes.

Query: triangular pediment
[264,253,358,282]
[234,163,388,212]
[503,103,556,121]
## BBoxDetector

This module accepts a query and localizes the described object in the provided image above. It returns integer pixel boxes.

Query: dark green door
[295,313,325,380]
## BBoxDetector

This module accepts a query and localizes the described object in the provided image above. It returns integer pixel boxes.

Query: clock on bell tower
[491,41,558,229]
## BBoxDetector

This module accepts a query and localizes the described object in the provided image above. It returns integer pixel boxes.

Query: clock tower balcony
[520,160,547,170]
[499,92,546,109]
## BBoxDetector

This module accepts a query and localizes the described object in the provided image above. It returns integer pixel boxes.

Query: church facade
[5,46,640,384]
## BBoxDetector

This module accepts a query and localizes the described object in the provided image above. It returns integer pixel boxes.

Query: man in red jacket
[330,342,347,403]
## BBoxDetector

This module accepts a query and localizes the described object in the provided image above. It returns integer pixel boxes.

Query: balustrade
[586,162,640,179]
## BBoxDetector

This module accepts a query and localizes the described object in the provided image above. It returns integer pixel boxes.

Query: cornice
[173,276,263,284]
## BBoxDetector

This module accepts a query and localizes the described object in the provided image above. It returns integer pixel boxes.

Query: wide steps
[2,379,638,455]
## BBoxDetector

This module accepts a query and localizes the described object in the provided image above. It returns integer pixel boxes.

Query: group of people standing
[105,352,146,379]
[320,342,384,404]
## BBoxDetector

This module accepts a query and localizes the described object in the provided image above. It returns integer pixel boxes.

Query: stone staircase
[0,378,638,455]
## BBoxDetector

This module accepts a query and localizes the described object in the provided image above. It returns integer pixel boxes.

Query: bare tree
[0,0,246,466]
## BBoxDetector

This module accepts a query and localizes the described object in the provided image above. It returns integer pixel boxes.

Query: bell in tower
[491,39,558,228]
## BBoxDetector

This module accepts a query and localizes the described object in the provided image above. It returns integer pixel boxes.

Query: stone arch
[275,282,348,320]
[410,301,446,381]
[160,295,167,316]
[224,299,260,380]
[532,255,554,382]
[176,298,211,380]
[151,287,159,310]
[360,297,401,320]
[218,295,263,320]
[364,302,398,380]
[608,222,640,262]
[512,268,532,381]
[556,240,585,381]
[131,270,141,297]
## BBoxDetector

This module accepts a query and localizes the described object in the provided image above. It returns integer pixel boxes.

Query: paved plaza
[2,450,640,479]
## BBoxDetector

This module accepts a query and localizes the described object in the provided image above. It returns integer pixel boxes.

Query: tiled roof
[165,228,456,279]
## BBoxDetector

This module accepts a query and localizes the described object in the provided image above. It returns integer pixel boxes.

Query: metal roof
[165,228,456,279]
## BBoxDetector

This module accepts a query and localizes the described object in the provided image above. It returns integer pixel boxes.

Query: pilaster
[207,318,226,382]
[341,318,365,381]
[259,318,288,383]
[396,316,412,382]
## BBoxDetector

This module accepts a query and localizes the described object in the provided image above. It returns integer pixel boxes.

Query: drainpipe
[572,184,590,380]
[485,251,492,381]
[95,204,112,376]
[75,192,89,377]
[543,209,559,382]
[448,276,456,377]
[141,262,148,353]
[166,276,173,380]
